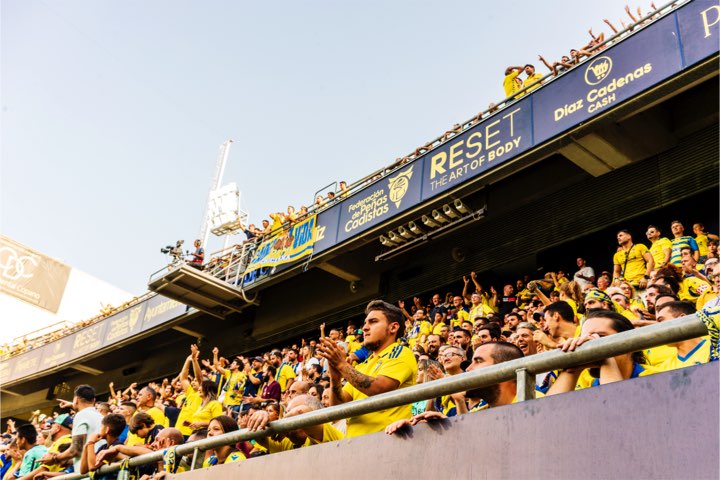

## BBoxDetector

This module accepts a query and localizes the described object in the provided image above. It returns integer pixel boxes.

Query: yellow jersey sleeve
[503,70,520,97]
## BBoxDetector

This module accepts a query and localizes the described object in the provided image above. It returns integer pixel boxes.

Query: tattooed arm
[318,337,400,400]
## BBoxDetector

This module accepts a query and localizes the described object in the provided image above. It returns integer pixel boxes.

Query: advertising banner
[420,98,533,199]
[142,295,187,331]
[39,335,74,371]
[532,14,683,144]
[335,163,423,243]
[102,302,147,345]
[0,235,71,313]
[313,205,342,255]
[69,320,108,358]
[7,348,43,384]
[677,0,720,67]
[245,215,317,273]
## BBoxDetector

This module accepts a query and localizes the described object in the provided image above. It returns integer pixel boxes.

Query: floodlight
[454,199,470,214]
[442,204,460,219]
[421,215,440,228]
[431,209,450,224]
[398,226,416,240]
[379,235,398,247]
[408,221,424,235]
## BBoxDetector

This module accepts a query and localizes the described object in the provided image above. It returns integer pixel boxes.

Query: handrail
[54,311,709,479]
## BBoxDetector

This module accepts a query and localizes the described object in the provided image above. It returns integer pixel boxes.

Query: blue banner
[336,163,423,243]
[533,14,683,144]
[1,295,187,384]
[142,295,187,331]
[421,98,533,199]
[314,206,341,255]
[677,0,720,67]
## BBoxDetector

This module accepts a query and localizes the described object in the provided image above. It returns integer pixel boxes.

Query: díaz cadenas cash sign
[553,55,652,121]
[342,165,416,236]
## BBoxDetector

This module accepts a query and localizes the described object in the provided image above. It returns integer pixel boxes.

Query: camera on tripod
[160,240,185,262]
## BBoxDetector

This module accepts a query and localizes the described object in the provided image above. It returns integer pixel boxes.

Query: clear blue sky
[2,0,639,295]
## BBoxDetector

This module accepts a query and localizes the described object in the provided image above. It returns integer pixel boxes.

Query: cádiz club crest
[387,166,414,208]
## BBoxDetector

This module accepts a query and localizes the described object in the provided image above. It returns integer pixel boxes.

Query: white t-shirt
[573,266,595,288]
[71,406,103,472]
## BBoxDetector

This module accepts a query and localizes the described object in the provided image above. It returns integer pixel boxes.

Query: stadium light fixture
[432,209,450,224]
[408,221,424,235]
[421,215,440,228]
[454,199,470,214]
[442,203,460,219]
[388,231,407,244]
[379,235,398,247]
[398,226,416,240]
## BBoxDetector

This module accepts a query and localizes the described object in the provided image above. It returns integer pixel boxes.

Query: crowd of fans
[1,295,149,361]
[2,215,718,478]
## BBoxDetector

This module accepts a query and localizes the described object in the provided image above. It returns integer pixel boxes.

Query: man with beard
[269,350,296,394]
[318,300,417,438]
[425,334,442,361]
[385,342,531,434]
[583,289,614,311]
[505,312,522,334]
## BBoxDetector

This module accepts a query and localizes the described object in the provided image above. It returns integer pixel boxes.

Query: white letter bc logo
[0,246,39,281]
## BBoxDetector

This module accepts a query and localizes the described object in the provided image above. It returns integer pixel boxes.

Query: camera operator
[189,239,204,269]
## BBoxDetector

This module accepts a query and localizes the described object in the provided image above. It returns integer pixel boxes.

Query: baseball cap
[51,414,73,429]
[253,356,265,364]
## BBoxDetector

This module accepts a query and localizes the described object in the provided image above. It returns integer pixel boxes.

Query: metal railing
[55,312,710,479]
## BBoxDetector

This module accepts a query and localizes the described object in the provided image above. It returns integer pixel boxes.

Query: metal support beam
[72,364,104,375]
[0,388,22,397]
[172,326,204,340]
[316,262,361,282]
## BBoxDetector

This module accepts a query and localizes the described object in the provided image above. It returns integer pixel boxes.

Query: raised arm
[603,18,619,34]
[212,347,228,375]
[397,300,413,322]
[538,55,555,74]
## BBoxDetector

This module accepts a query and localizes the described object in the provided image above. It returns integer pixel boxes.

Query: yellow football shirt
[679,277,711,305]
[503,70,520,98]
[276,363,297,393]
[649,237,672,267]
[266,423,344,453]
[655,338,710,372]
[523,73,544,93]
[645,344,677,366]
[696,234,709,257]
[613,243,650,284]
[176,386,201,436]
[343,342,417,437]
[222,371,246,407]
[202,451,245,468]
[42,435,72,472]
